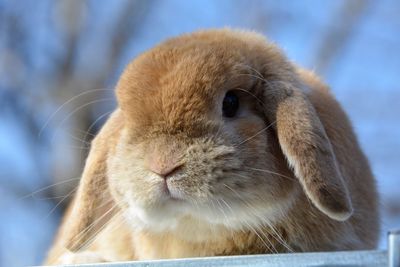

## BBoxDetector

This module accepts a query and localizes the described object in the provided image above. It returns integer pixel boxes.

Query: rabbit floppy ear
[61,112,121,252]
[63,144,109,252]
[262,82,353,221]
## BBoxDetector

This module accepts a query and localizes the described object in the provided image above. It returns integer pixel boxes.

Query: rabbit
[44,29,379,265]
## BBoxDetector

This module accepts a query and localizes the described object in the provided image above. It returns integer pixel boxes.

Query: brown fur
[45,29,379,265]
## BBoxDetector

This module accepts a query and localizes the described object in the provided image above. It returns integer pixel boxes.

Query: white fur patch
[124,186,299,242]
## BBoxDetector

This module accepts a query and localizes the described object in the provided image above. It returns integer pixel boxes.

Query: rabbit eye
[223,91,239,118]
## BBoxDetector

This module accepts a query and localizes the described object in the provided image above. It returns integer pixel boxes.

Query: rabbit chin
[123,188,299,242]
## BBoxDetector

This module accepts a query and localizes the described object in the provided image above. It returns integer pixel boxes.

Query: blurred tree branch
[49,0,153,200]
[0,0,153,202]
[313,0,371,76]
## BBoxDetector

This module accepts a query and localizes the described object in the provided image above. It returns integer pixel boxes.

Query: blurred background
[0,0,399,266]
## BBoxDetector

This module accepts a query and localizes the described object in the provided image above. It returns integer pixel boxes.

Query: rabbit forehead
[116,39,258,134]
[115,29,296,137]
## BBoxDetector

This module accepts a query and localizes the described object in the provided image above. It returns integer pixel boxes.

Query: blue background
[0,1,399,266]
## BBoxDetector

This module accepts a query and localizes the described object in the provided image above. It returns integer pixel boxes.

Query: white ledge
[39,250,387,267]
[37,230,399,267]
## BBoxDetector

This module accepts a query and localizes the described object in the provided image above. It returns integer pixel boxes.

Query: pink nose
[147,156,183,179]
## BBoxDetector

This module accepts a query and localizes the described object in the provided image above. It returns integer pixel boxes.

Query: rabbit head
[63,29,353,252]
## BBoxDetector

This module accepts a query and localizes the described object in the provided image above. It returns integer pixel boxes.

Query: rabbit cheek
[233,118,272,171]
[218,118,299,219]
[107,138,154,205]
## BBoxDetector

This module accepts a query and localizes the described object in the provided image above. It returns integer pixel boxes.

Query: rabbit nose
[147,156,183,179]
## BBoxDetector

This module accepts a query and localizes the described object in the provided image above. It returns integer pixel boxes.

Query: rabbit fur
[45,29,379,264]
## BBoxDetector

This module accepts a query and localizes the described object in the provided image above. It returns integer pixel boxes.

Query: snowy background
[0,1,399,266]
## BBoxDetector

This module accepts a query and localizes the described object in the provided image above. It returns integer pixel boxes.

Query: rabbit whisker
[235,87,266,107]
[43,187,78,219]
[20,177,81,200]
[51,98,114,144]
[237,72,294,94]
[39,88,113,138]
[223,183,293,252]
[243,219,276,253]
[243,166,297,182]
[72,128,98,138]
[79,210,124,252]
[70,203,119,249]
[81,110,114,148]
[66,132,92,146]
[236,120,276,146]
